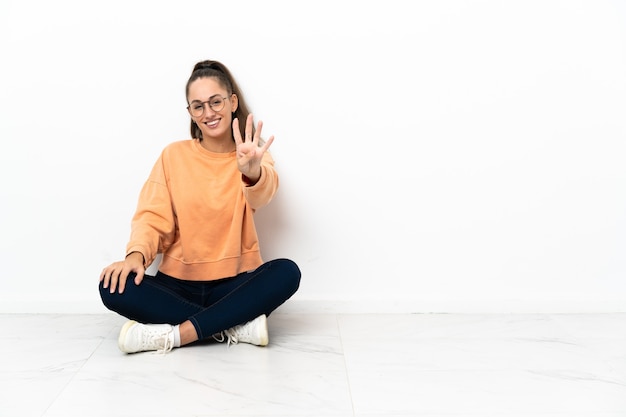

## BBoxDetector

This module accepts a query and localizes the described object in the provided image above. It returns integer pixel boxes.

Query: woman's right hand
[99,252,145,294]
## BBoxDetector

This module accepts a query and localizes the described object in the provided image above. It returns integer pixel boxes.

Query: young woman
[99,60,301,354]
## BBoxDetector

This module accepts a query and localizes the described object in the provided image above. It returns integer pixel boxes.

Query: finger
[232,118,243,146]
[134,269,145,286]
[117,270,127,294]
[109,271,119,294]
[260,135,274,153]
[254,119,263,143]
[100,269,110,288]
[245,114,254,142]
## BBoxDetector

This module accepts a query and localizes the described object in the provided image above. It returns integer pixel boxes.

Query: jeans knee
[98,281,118,311]
[275,258,301,295]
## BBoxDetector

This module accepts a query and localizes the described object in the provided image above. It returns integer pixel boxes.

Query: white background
[1,0,625,313]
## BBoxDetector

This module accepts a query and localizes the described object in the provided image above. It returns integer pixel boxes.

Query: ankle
[178,321,199,346]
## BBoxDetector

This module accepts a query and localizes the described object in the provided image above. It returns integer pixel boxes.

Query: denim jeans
[99,258,301,340]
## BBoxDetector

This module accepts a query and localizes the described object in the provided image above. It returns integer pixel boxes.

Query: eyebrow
[189,94,224,103]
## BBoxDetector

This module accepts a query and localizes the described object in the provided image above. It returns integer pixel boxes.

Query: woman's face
[187,77,238,141]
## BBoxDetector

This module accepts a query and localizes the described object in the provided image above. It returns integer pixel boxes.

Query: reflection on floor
[1,312,625,416]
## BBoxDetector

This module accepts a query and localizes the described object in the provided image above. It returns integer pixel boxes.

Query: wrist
[242,169,261,186]
[126,251,145,266]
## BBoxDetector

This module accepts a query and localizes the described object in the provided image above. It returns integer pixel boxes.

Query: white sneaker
[213,315,269,347]
[118,320,175,354]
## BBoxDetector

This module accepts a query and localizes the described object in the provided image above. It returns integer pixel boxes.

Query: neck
[199,137,235,153]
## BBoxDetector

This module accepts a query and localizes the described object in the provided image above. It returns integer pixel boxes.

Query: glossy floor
[1,312,625,416]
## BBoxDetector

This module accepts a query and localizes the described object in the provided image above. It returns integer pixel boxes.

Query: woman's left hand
[233,114,274,184]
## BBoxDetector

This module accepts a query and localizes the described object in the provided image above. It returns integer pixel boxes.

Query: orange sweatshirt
[126,139,278,281]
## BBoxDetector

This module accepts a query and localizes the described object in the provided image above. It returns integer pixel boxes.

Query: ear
[230,93,239,113]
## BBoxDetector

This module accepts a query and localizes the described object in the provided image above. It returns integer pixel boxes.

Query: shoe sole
[118,320,138,353]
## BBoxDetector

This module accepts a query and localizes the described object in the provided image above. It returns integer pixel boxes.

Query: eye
[210,98,223,107]
[192,103,203,110]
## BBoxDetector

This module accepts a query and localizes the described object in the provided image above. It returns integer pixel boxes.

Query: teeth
[205,120,219,127]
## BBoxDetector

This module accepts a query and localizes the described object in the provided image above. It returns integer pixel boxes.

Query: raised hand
[233,114,274,184]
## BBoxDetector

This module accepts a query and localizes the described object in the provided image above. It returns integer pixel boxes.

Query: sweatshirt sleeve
[126,151,176,267]
[242,151,279,210]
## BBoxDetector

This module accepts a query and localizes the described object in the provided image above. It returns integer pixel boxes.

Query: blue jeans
[99,258,301,340]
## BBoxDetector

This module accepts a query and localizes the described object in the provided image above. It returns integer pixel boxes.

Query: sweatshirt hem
[158,252,264,281]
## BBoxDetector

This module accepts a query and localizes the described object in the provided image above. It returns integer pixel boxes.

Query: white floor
[1,312,625,417]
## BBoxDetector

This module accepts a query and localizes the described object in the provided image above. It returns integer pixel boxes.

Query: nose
[206,101,221,115]
[201,102,214,116]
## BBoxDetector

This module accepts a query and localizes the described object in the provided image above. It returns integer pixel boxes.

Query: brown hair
[185,60,252,141]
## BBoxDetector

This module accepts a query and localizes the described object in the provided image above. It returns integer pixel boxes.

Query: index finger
[232,118,243,146]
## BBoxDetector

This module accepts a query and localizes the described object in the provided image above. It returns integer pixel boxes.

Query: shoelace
[212,329,239,347]
[155,334,174,354]
[140,327,174,354]
[212,321,254,347]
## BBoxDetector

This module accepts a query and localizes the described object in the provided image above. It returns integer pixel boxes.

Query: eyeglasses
[187,95,230,117]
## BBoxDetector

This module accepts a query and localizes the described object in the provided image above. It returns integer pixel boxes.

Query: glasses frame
[187,94,231,117]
